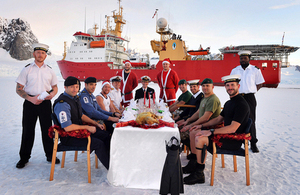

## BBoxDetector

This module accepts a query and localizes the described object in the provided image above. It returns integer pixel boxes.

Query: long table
[107,125,180,190]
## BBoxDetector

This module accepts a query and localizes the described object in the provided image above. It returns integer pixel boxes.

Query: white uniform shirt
[97,93,111,112]
[15,62,58,96]
[108,88,122,110]
[230,64,265,94]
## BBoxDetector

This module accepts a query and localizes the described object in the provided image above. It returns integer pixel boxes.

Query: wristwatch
[210,129,215,135]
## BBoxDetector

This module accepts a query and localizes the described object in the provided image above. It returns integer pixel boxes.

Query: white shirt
[98,93,111,112]
[230,64,265,94]
[15,62,58,96]
[108,88,122,110]
[192,90,201,99]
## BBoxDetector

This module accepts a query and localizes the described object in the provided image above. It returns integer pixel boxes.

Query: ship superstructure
[57,2,299,87]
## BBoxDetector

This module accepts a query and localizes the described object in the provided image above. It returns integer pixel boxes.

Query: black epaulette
[25,63,31,67]
[47,65,52,69]
[59,100,64,103]
[255,66,260,69]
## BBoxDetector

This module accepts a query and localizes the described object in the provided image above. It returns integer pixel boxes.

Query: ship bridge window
[262,62,267,67]
[273,63,278,68]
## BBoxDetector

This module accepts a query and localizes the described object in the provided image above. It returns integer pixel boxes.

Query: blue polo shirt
[79,88,113,121]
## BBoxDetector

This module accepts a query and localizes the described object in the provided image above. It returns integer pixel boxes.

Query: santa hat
[124,60,131,66]
[162,58,172,65]
[101,80,111,90]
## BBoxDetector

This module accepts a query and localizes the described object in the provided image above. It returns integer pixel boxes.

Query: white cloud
[269,0,300,9]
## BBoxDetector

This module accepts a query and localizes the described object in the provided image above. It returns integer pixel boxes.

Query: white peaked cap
[110,76,122,82]
[187,79,200,85]
[141,75,151,82]
[221,74,241,84]
[238,50,252,56]
[32,43,49,52]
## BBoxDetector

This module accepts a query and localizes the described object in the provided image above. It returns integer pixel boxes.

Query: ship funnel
[157,18,167,30]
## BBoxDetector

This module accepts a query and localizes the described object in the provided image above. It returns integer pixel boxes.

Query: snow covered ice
[0,48,300,194]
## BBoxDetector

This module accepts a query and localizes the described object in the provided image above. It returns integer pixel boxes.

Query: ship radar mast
[100,0,126,37]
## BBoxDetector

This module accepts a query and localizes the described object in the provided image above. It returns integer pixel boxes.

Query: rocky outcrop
[0,17,38,60]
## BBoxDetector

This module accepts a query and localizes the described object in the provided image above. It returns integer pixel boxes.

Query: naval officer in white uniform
[230,50,265,153]
[15,43,60,168]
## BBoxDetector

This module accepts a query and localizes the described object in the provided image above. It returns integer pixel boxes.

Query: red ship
[57,1,299,88]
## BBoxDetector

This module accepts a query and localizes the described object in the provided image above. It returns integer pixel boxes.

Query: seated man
[134,76,155,102]
[169,79,192,113]
[179,78,221,148]
[53,76,111,169]
[108,76,123,114]
[183,75,250,185]
[175,79,204,122]
[79,77,120,135]
[96,80,113,112]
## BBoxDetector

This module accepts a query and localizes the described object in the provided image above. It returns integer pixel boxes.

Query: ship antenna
[84,7,86,33]
[281,32,285,45]
[100,14,102,33]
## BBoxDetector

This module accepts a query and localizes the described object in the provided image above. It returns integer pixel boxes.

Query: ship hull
[57,53,280,88]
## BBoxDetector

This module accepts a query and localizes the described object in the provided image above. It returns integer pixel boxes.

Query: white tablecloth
[107,125,180,190]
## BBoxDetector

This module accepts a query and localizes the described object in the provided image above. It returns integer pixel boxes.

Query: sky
[1,0,300,65]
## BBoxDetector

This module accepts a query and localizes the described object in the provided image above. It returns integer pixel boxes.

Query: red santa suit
[157,68,179,106]
[117,70,138,107]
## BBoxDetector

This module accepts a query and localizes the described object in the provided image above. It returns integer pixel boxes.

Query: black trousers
[60,128,111,169]
[242,93,258,144]
[20,100,54,160]
[104,120,115,135]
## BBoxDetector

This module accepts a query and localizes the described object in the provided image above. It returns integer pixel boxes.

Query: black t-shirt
[124,72,129,81]
[219,94,250,150]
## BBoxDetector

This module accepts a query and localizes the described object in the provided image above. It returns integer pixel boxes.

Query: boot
[182,159,197,174]
[183,163,205,185]
[251,142,259,153]
[187,153,196,160]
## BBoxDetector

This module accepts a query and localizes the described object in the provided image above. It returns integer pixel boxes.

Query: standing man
[230,51,265,153]
[183,75,249,185]
[15,43,59,168]
[134,76,155,101]
[79,77,120,135]
[157,58,179,106]
[117,60,138,107]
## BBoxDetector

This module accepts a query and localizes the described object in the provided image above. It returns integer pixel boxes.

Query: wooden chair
[209,118,252,186]
[49,113,98,183]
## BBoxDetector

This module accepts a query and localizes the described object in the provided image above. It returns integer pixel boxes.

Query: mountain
[0,17,38,60]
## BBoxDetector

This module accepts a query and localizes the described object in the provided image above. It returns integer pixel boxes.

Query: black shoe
[16,159,28,169]
[182,159,197,174]
[187,153,196,160]
[183,170,205,185]
[251,143,259,153]
[47,157,60,164]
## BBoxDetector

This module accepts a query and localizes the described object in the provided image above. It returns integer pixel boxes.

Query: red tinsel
[115,119,175,129]
[211,133,252,148]
[48,124,91,139]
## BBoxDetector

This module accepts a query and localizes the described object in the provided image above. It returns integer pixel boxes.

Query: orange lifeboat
[187,49,209,55]
[90,40,105,48]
